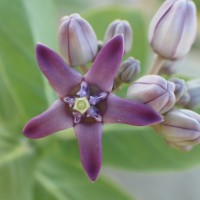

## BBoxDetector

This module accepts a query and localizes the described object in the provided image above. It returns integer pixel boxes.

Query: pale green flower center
[73,97,91,114]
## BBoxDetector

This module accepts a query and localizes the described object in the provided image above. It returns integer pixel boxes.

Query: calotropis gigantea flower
[58,14,98,67]
[23,35,162,182]
[154,109,200,151]
[127,75,176,114]
[149,0,197,60]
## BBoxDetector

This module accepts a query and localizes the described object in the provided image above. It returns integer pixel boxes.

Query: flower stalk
[148,55,165,75]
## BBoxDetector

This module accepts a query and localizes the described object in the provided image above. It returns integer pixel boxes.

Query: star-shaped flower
[23,35,162,181]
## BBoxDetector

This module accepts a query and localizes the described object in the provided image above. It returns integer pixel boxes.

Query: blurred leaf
[0,1,47,123]
[55,0,92,18]
[83,6,148,74]
[0,0,58,124]
[33,142,133,200]
[103,126,200,170]
[0,126,36,200]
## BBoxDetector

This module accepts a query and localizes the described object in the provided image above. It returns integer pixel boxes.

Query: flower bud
[149,0,197,60]
[159,60,177,75]
[185,79,200,108]
[104,20,133,53]
[177,92,191,106]
[116,57,140,83]
[155,109,200,151]
[169,78,187,101]
[127,75,176,114]
[58,14,98,67]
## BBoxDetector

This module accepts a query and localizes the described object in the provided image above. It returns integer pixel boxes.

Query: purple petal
[36,43,82,97]
[23,100,73,139]
[84,35,124,92]
[74,122,102,182]
[103,94,163,126]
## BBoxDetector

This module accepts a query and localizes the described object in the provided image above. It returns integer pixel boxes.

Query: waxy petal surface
[84,35,124,92]
[36,43,82,97]
[23,100,73,139]
[103,94,163,126]
[74,122,102,182]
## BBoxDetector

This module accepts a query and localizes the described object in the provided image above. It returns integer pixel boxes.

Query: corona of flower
[23,35,162,181]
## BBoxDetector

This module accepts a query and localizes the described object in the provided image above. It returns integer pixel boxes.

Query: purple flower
[23,35,162,181]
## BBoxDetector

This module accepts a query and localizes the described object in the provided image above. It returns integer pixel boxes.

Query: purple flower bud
[169,78,187,101]
[127,75,176,114]
[117,57,140,83]
[58,14,98,67]
[149,0,197,60]
[177,92,191,106]
[159,60,177,75]
[185,79,200,108]
[156,109,200,151]
[104,20,133,53]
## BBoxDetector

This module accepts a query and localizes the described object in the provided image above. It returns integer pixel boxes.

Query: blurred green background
[0,0,200,200]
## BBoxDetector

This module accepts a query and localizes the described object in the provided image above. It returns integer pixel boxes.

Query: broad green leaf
[83,6,149,74]
[33,143,133,200]
[103,126,200,170]
[0,0,49,123]
[0,126,36,200]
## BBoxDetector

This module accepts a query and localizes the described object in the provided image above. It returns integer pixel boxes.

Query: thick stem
[80,64,88,74]
[148,55,165,75]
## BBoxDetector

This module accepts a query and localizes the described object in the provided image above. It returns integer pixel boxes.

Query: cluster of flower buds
[154,109,200,151]
[149,0,197,60]
[58,14,133,68]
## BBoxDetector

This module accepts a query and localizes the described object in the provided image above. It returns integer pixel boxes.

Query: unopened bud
[177,92,191,106]
[169,78,187,101]
[127,75,176,114]
[149,0,197,60]
[58,14,98,67]
[104,20,133,53]
[185,79,200,108]
[155,109,200,151]
[116,57,140,83]
[159,60,177,75]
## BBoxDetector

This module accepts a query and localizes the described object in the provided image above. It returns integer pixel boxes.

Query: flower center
[73,97,90,114]
[63,81,108,124]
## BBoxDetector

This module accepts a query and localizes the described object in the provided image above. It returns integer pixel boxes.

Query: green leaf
[33,143,133,200]
[0,125,36,200]
[0,0,58,124]
[83,6,149,74]
[103,125,200,170]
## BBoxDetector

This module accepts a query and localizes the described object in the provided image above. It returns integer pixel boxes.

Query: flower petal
[23,100,73,139]
[103,94,163,126]
[74,122,102,182]
[84,35,124,92]
[36,43,82,97]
